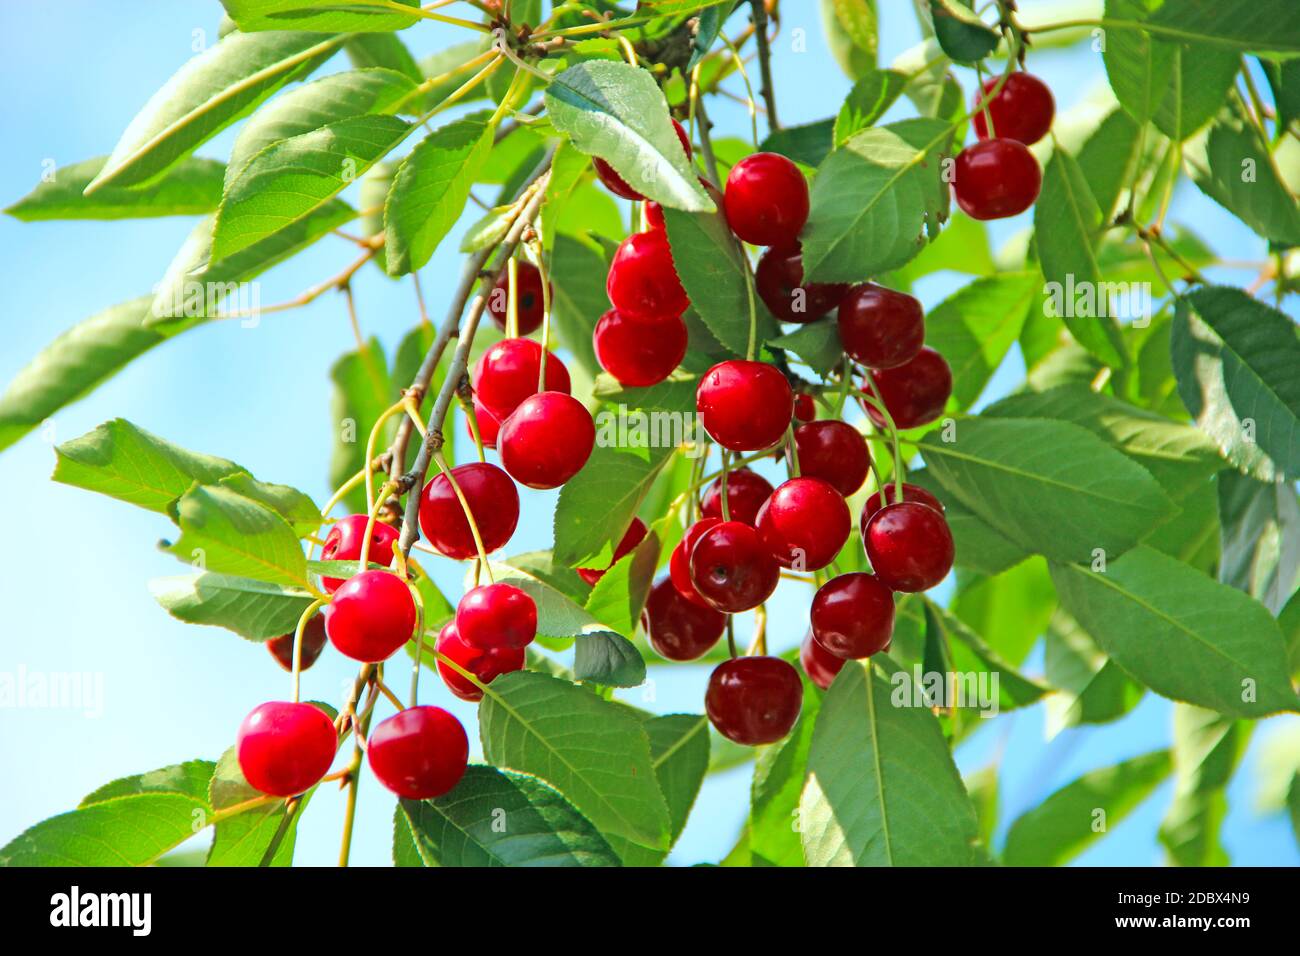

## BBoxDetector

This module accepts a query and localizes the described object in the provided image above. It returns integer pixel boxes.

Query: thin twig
[749,0,779,131]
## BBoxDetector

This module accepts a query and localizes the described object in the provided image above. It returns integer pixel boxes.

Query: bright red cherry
[794,421,870,497]
[670,516,722,607]
[578,518,648,586]
[594,118,692,201]
[952,138,1041,220]
[973,72,1055,145]
[468,396,500,450]
[837,283,925,370]
[863,501,955,592]
[724,152,809,247]
[435,620,524,702]
[642,577,727,662]
[862,482,945,524]
[237,701,336,797]
[755,244,848,324]
[320,514,399,591]
[755,477,850,571]
[486,261,550,336]
[696,360,794,451]
[326,570,417,662]
[455,582,537,651]
[473,338,570,423]
[705,656,803,745]
[864,347,953,431]
[800,630,845,690]
[418,462,519,560]
[689,520,780,613]
[606,229,689,322]
[810,572,895,659]
[266,613,327,671]
[701,467,774,527]
[793,393,816,423]
[367,706,468,800]
[499,391,594,490]
[593,308,687,387]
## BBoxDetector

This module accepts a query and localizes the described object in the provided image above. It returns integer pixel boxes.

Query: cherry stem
[747,604,768,656]
[720,31,760,148]
[290,598,327,704]
[406,579,426,706]
[506,256,520,339]
[726,615,737,659]
[718,450,733,521]
[860,377,906,501]
[424,641,491,693]
[359,478,399,570]
[784,423,801,478]
[530,240,555,393]
[376,678,405,711]
[460,395,489,463]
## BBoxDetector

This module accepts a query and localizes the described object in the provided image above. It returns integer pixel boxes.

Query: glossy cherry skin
[595,118,692,200]
[696,360,794,452]
[810,572,895,659]
[837,283,925,370]
[455,582,537,651]
[800,630,846,690]
[724,152,809,247]
[755,244,848,324]
[793,393,816,423]
[670,516,722,607]
[367,706,468,800]
[578,518,648,586]
[435,620,524,702]
[237,701,336,797]
[705,656,803,746]
[864,347,953,431]
[468,396,500,450]
[486,261,551,336]
[755,477,850,571]
[593,308,688,387]
[973,72,1055,145]
[473,338,570,423]
[863,501,955,592]
[794,421,870,497]
[689,520,780,613]
[419,461,520,560]
[701,468,775,527]
[499,391,595,490]
[642,576,727,662]
[952,138,1042,221]
[606,229,689,322]
[320,514,399,591]
[326,570,417,662]
[266,613,327,671]
[861,482,945,524]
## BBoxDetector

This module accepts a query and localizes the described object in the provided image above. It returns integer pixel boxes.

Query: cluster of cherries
[952,71,1054,219]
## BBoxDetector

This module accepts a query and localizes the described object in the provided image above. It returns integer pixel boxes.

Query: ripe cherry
[473,338,570,423]
[642,577,727,662]
[755,244,848,324]
[810,572,895,659]
[419,461,519,560]
[800,631,845,690]
[594,118,692,201]
[701,467,774,527]
[266,613,327,671]
[435,620,525,702]
[724,152,809,247]
[755,477,850,571]
[593,308,688,387]
[864,347,953,430]
[670,516,721,607]
[862,482,945,523]
[499,391,595,490]
[578,518,648,586]
[863,501,955,592]
[320,514,399,591]
[469,396,500,450]
[367,706,468,800]
[794,420,870,497]
[952,138,1041,220]
[606,229,689,322]
[689,520,780,613]
[973,72,1055,146]
[696,360,794,451]
[793,392,816,423]
[837,283,925,370]
[326,570,417,662]
[455,582,537,651]
[705,656,803,746]
[237,701,336,797]
[486,261,550,336]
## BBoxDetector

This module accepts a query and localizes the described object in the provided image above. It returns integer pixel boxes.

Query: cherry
[669,516,722,607]
[837,283,925,370]
[435,620,524,702]
[473,338,570,423]
[724,152,809,247]
[973,72,1055,146]
[593,308,688,387]
[606,229,689,322]
[861,482,945,524]
[863,346,953,430]
[952,138,1041,221]
[594,118,692,201]
[755,477,850,571]
[642,577,727,662]
[696,360,794,451]
[499,391,595,490]
[810,572,895,659]
[468,396,500,449]
[319,514,399,591]
[689,520,780,613]
[266,613,327,671]
[367,705,468,800]
[419,462,520,560]
[455,582,537,651]
[701,467,774,527]
[794,420,870,497]
[578,517,648,586]
[705,656,803,745]
[237,701,336,797]
[863,501,955,592]
[486,261,550,336]
[326,570,417,662]
[755,244,848,324]
[793,392,816,423]
[800,630,845,691]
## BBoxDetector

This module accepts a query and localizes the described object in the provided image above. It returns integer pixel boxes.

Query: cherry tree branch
[750,0,780,131]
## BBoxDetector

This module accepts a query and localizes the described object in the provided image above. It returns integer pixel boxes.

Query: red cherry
[669,516,722,607]
[593,308,688,387]
[642,576,727,662]
[863,501,955,592]
[418,462,520,560]
[320,514,399,591]
[486,261,550,336]
[468,396,500,450]
[326,570,417,662]
[973,72,1055,145]
[755,244,848,324]
[642,199,665,232]
[800,631,845,690]
[862,482,945,524]
[793,421,870,497]
[793,393,816,423]
[473,338,570,423]
[696,360,794,451]
[266,613,327,671]
[594,118,692,201]
[456,582,537,651]
[237,701,336,797]
[367,706,468,800]
[578,518,648,586]
[952,138,1041,220]
[701,467,774,527]
[689,520,780,613]
[499,391,595,490]
[863,347,953,431]
[755,477,850,571]
[435,620,524,702]
[724,152,809,247]
[606,229,689,322]
[810,572,895,659]
[705,656,803,745]
[837,283,925,370]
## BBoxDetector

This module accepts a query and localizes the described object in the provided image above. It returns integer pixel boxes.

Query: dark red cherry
[861,482,945,524]
[499,391,594,490]
[435,620,525,702]
[606,229,689,322]
[486,260,550,336]
[793,393,816,423]
[837,283,925,370]
[468,395,500,450]
[578,518,648,586]
[863,501,955,592]
[455,582,537,651]
[863,347,953,431]
[755,477,850,571]
[701,467,774,527]
[237,701,336,797]
[593,308,688,387]
[973,72,1055,146]
[594,118,692,201]
[724,152,809,247]
[696,360,794,451]
[952,138,1041,220]
[642,576,727,662]
[266,613,327,671]
[473,338,570,423]
[810,572,895,659]
[326,570,417,662]
[367,706,468,800]
[688,520,780,613]
[320,514,399,591]
[755,244,848,324]
[670,516,722,607]
[705,656,803,745]
[794,420,870,497]
[418,461,520,560]
[800,630,846,690]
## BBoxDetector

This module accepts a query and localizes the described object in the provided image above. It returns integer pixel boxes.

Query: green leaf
[834,69,909,146]
[6,156,224,221]
[1077,107,1143,222]
[750,684,821,867]
[1152,43,1241,141]
[548,234,609,379]
[908,469,1032,575]
[1158,705,1249,867]
[166,484,310,589]
[1103,0,1175,124]
[642,714,710,847]
[208,746,313,866]
[1143,0,1300,54]
[217,472,320,537]
[768,318,842,377]
[759,119,836,168]
[345,32,423,87]
[584,528,660,637]
[927,599,1051,711]
[149,572,314,641]
[327,339,393,514]
[573,632,646,687]
[1217,470,1300,613]
[1043,607,1145,734]
[928,0,999,63]
[220,0,420,32]
[553,443,676,566]
[822,0,876,79]
[952,557,1055,667]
